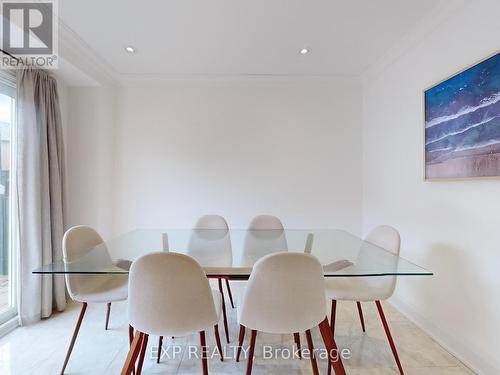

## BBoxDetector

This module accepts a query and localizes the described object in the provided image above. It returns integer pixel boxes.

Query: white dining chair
[241,215,288,266]
[122,252,223,375]
[61,225,128,374]
[157,214,232,355]
[325,225,403,375]
[236,252,346,375]
[191,215,234,310]
[239,215,299,354]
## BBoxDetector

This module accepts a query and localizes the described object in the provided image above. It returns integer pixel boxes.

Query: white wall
[65,86,116,238]
[112,78,362,234]
[361,1,500,374]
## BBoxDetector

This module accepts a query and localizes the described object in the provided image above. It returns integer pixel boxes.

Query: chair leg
[376,301,404,375]
[157,336,163,363]
[357,301,366,332]
[330,300,337,336]
[236,324,246,362]
[218,278,230,343]
[136,334,149,375]
[200,331,208,375]
[105,302,111,330]
[246,330,257,375]
[293,332,302,359]
[319,317,346,375]
[121,331,144,375]
[214,324,224,361]
[327,299,338,375]
[128,325,136,375]
[305,330,319,375]
[61,302,87,374]
[129,325,134,345]
[225,278,235,308]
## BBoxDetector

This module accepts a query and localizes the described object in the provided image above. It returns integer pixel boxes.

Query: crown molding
[23,0,118,86]
[117,73,360,87]
[360,0,468,87]
[57,19,118,86]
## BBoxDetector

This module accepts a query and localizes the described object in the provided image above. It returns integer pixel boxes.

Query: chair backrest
[362,225,401,299]
[193,215,229,230]
[242,215,288,266]
[247,215,284,230]
[187,215,232,267]
[238,252,326,334]
[128,252,218,336]
[365,225,400,255]
[62,225,110,300]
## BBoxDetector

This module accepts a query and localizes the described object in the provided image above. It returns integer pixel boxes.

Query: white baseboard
[389,295,499,375]
[0,316,18,338]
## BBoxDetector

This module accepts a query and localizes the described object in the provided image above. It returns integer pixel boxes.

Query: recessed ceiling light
[125,46,136,53]
[299,48,310,55]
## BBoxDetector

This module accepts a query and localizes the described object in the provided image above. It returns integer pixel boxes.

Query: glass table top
[32,229,433,278]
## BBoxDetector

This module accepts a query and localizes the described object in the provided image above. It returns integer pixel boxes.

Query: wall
[112,78,362,234]
[65,86,116,238]
[361,1,500,374]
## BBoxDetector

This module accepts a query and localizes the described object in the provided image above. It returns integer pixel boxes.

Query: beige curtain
[16,68,66,324]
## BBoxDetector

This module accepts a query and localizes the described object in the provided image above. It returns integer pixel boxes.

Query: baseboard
[0,316,18,338]
[389,295,499,375]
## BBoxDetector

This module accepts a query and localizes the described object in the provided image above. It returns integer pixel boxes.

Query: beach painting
[425,52,500,179]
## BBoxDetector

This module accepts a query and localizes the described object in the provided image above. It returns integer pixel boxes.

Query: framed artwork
[424,51,500,180]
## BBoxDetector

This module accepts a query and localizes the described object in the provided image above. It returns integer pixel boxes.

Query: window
[0,72,16,326]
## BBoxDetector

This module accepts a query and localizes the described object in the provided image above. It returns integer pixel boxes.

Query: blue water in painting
[425,52,500,160]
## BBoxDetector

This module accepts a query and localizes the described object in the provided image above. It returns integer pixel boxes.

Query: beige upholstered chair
[157,214,232,356]
[325,225,403,375]
[61,225,128,374]
[122,252,223,375]
[241,214,288,268]
[236,252,346,375]
[192,215,233,340]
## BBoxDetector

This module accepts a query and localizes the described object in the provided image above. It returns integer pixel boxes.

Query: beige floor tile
[0,289,474,375]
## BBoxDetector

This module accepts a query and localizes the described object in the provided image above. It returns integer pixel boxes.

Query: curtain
[16,68,66,324]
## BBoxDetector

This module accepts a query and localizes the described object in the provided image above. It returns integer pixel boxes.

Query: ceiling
[59,0,441,78]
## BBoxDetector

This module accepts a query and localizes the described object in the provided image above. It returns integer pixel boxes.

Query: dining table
[32,228,433,375]
[32,228,432,278]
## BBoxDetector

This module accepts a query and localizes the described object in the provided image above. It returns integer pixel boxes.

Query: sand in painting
[426,142,500,178]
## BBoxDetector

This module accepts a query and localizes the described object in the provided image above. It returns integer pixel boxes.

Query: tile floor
[0,282,474,374]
